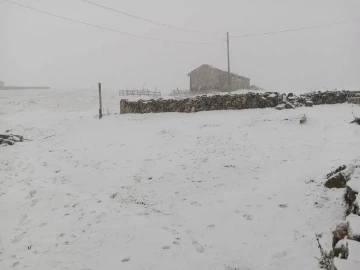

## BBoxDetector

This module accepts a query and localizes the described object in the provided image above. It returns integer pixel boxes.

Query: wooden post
[227,32,231,94]
[98,83,103,119]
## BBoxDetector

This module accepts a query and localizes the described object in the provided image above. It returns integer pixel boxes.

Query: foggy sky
[1,0,360,92]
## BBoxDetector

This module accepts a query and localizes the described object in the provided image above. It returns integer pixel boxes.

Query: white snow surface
[1,88,360,270]
[334,258,360,270]
[347,214,360,239]
[347,167,360,193]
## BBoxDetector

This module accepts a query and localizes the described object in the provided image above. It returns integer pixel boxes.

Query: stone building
[188,64,250,93]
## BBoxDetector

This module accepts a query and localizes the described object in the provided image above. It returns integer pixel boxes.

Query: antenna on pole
[227,32,231,94]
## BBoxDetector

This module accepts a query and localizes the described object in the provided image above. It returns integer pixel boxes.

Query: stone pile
[324,164,360,269]
[120,91,348,114]
[275,91,347,110]
[0,134,24,146]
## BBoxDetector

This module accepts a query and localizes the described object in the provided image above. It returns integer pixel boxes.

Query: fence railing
[170,89,191,97]
[119,89,161,98]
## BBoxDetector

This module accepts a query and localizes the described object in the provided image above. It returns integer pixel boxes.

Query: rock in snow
[335,239,360,261]
[334,239,349,259]
[327,165,347,179]
[300,114,307,124]
[325,172,347,188]
[333,222,349,247]
[305,100,314,107]
[268,93,277,98]
[325,165,356,189]
[345,185,358,215]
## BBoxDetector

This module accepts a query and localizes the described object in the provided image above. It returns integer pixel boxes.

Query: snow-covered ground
[1,88,360,270]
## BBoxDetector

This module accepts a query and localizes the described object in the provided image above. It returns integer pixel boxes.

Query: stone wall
[324,164,360,269]
[120,91,349,114]
[348,91,360,105]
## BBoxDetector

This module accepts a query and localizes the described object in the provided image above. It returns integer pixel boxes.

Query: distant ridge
[0,86,50,90]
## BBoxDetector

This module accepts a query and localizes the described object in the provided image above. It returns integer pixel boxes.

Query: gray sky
[1,0,360,92]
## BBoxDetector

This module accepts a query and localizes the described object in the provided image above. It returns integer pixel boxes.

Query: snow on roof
[188,64,250,80]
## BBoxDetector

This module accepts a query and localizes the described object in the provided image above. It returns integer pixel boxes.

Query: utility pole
[98,83,103,119]
[227,32,231,94]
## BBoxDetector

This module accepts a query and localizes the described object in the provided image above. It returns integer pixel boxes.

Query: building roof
[188,64,249,80]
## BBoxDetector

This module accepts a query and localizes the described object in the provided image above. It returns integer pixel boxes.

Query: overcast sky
[1,0,360,92]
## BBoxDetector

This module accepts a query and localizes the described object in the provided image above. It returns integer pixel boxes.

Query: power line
[232,17,360,38]
[3,0,214,45]
[80,0,221,36]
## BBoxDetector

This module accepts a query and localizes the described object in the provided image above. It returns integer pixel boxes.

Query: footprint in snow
[110,192,118,199]
[12,232,26,244]
[190,201,202,207]
[242,214,253,220]
[192,241,204,253]
[30,199,38,207]
[273,249,289,259]
[224,267,240,270]
[25,190,36,199]
[122,257,130,263]
[97,212,107,220]
[18,215,27,226]
[137,212,149,216]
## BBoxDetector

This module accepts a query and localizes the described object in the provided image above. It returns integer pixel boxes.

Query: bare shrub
[315,233,336,270]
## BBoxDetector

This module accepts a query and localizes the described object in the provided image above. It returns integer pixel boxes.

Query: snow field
[1,89,360,269]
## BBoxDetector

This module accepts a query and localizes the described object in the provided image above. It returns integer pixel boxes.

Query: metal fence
[170,89,191,97]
